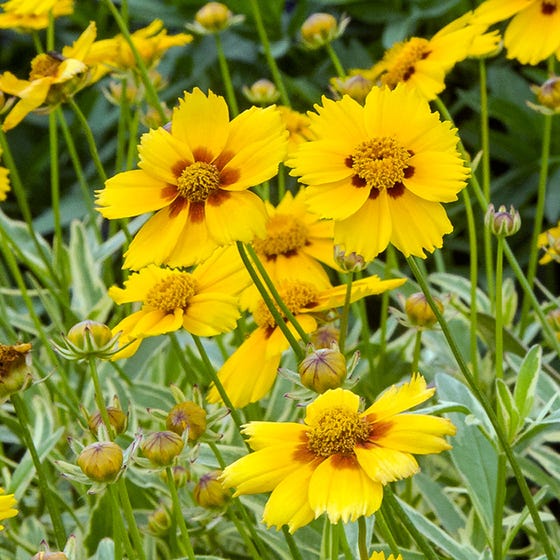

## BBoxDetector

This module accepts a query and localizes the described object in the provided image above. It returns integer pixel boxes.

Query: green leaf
[496,378,520,442]
[513,344,541,420]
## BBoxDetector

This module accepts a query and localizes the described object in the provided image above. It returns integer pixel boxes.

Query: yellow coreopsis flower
[538,221,560,264]
[473,0,560,65]
[370,554,403,560]
[0,488,17,530]
[287,85,469,262]
[221,375,455,532]
[109,246,250,358]
[277,106,314,157]
[97,88,288,269]
[0,0,73,30]
[0,146,9,201]
[0,21,96,131]
[207,275,405,407]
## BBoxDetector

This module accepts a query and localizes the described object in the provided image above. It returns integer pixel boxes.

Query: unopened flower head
[77,441,123,483]
[405,292,443,328]
[546,308,560,335]
[221,375,455,532]
[55,320,120,360]
[0,342,32,399]
[485,204,521,237]
[147,505,172,536]
[194,470,230,508]
[300,12,349,50]
[530,76,560,114]
[88,406,128,436]
[242,79,280,105]
[330,74,374,104]
[166,401,207,441]
[188,2,244,34]
[161,465,190,488]
[299,346,347,393]
[333,244,368,272]
[141,431,184,467]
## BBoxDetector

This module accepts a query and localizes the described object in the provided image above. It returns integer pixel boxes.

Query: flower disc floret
[379,38,431,88]
[177,161,221,202]
[307,408,369,456]
[145,273,197,312]
[252,215,309,259]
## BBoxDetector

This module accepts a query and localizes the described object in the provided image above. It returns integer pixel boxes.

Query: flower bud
[405,292,443,328]
[0,342,32,399]
[56,320,119,360]
[88,406,128,436]
[301,13,348,50]
[299,347,347,393]
[77,442,123,483]
[141,431,184,467]
[147,505,172,536]
[546,308,560,333]
[194,2,237,33]
[161,465,190,488]
[194,471,229,508]
[166,401,206,442]
[330,74,373,104]
[531,76,560,112]
[485,204,521,237]
[333,245,368,272]
[310,325,340,349]
[242,79,280,105]
[32,553,68,560]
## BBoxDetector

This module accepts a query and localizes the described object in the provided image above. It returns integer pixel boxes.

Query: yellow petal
[183,293,240,336]
[305,388,360,426]
[1,78,50,131]
[193,245,250,294]
[308,455,383,523]
[354,444,419,484]
[131,308,183,337]
[243,421,308,451]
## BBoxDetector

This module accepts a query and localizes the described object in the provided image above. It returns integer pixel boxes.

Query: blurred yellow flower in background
[0,0,73,30]
[0,488,17,530]
[0,146,9,201]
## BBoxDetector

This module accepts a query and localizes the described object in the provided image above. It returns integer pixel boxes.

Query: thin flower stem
[49,112,63,249]
[88,357,115,440]
[338,271,354,354]
[375,506,401,557]
[116,477,147,560]
[189,333,249,448]
[282,526,304,560]
[406,256,556,560]
[495,236,505,380]
[411,330,422,372]
[102,0,167,122]
[493,452,507,560]
[331,522,340,560]
[108,483,133,560]
[165,466,196,560]
[237,242,307,360]
[10,393,66,549]
[357,516,369,560]
[338,523,353,560]
[478,59,495,304]
[384,487,440,560]
[67,99,107,183]
[115,77,131,173]
[215,33,239,116]
[248,0,290,107]
[520,108,553,332]
[462,188,479,383]
[325,42,345,78]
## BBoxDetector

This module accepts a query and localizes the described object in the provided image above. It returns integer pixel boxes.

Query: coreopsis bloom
[97,88,288,269]
[0,488,17,530]
[0,22,96,131]
[277,106,314,157]
[287,85,469,261]
[221,375,456,532]
[0,146,9,201]
[207,275,405,407]
[538,221,560,264]
[363,15,489,100]
[473,0,560,65]
[370,554,402,560]
[0,0,73,31]
[109,246,250,358]
[85,19,192,77]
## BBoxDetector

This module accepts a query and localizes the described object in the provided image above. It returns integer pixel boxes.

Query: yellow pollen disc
[145,273,198,313]
[252,214,309,258]
[253,281,319,330]
[350,137,411,192]
[381,37,431,88]
[176,161,221,203]
[307,408,370,457]
[29,53,62,80]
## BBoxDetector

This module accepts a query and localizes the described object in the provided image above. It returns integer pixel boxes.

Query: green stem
[282,526,304,560]
[165,466,196,560]
[384,486,439,560]
[478,58,494,303]
[406,256,556,560]
[10,393,66,549]
[215,33,239,116]
[49,111,62,249]
[411,329,422,372]
[102,0,167,122]
[67,99,107,183]
[248,0,290,107]
[495,236,505,380]
[520,109,553,332]
[375,506,401,557]
[338,523,353,560]
[325,42,345,78]
[88,357,115,440]
[108,483,133,560]
[237,242,307,360]
[357,516,368,560]
[338,271,354,354]
[330,522,340,560]
[493,452,507,560]
[116,477,147,560]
